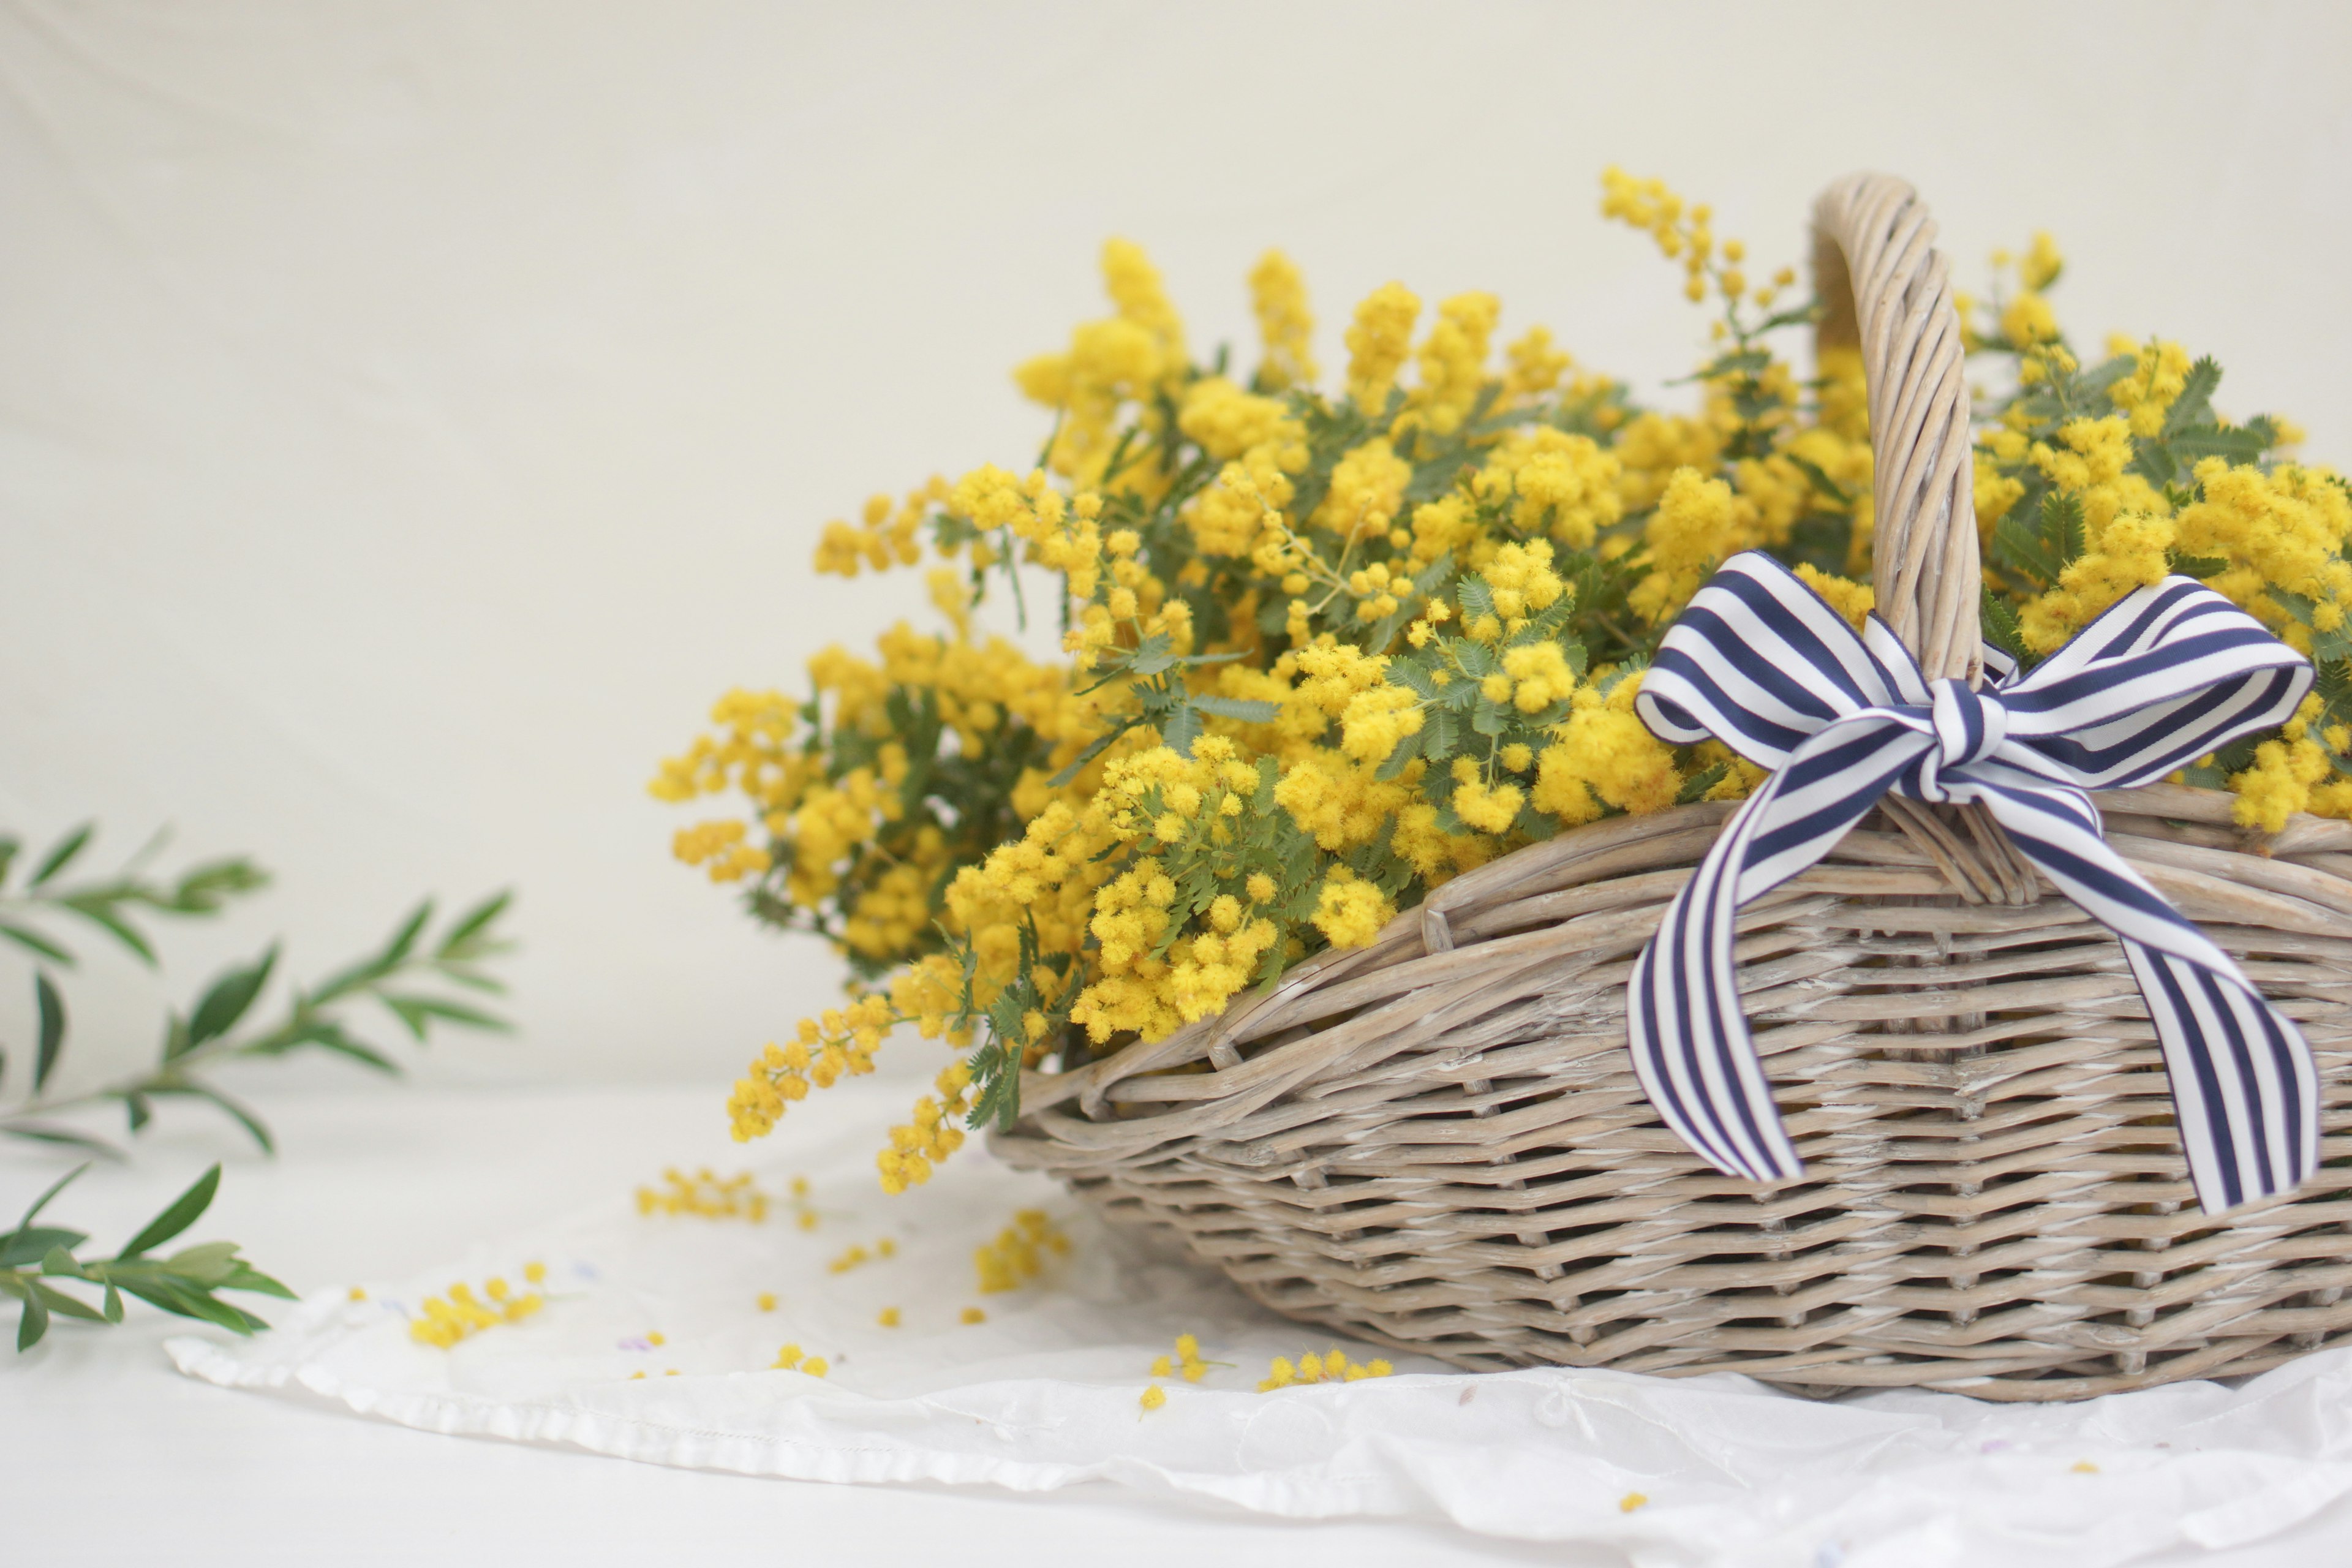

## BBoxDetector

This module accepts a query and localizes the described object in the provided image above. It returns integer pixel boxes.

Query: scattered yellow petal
[1140,1385,1167,1412]
[347,1286,367,1302]
[1620,1492,1649,1513]
[522,1261,547,1284]
[629,1370,645,1380]
[2073,1460,2100,1474]
[756,1292,777,1312]
[878,1306,901,1328]
[804,1357,830,1378]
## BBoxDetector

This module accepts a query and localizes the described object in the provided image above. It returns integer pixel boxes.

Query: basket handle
[1811,174,1981,684]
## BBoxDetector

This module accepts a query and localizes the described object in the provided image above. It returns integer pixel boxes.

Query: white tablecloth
[10,1076,2352,1567]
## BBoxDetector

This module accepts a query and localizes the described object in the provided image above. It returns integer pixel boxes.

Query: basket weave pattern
[993,176,2352,1400]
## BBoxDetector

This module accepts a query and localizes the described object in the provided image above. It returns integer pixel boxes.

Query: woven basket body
[992,176,2352,1400]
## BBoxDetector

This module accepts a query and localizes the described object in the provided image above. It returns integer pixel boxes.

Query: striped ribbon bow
[1627,551,2318,1214]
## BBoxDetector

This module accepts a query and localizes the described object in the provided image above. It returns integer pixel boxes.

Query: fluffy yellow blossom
[1255,1346,1392,1391]
[1631,468,1756,625]
[1411,292,1501,437]
[2002,292,2059,347]
[636,1167,772,1222]
[1250,249,1317,390]
[410,1274,545,1349]
[1344,282,1420,411]
[1474,428,1623,548]
[1310,865,1394,948]
[974,1208,1068,1293]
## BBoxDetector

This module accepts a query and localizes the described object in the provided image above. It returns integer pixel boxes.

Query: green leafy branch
[1,1162,292,1351]
[0,823,516,1160]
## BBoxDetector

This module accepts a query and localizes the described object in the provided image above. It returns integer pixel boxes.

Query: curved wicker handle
[1812,175,1981,684]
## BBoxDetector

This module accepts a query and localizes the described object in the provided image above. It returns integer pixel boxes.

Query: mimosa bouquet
[654,169,2347,1196]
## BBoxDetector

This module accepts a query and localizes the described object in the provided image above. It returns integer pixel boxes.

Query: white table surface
[7,1082,2351,1567]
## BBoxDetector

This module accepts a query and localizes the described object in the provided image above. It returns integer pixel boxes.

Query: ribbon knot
[1928,677,2006,775]
[1627,552,2319,1215]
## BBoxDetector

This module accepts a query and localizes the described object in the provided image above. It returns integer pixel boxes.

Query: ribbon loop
[1627,552,2320,1215]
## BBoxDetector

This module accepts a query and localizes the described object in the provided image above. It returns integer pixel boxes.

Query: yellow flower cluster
[635,1167,772,1222]
[1249,250,1317,391]
[409,1264,548,1348]
[876,1061,973,1194]
[1600,166,1787,314]
[825,1237,897,1274]
[1150,1331,1215,1384]
[726,997,891,1142]
[974,1208,1068,1294]
[813,480,950,577]
[1257,1346,1393,1390]
[771,1343,830,1377]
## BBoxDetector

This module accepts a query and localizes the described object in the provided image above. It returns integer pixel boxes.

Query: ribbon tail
[2122,938,2320,1213]
[1967,778,2321,1213]
[1627,722,1924,1184]
[1627,783,1803,1183]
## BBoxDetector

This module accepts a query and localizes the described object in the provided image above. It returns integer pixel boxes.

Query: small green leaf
[2168,422,2271,466]
[56,899,156,967]
[1675,761,1731,805]
[11,1162,88,1233]
[29,1281,106,1322]
[1187,694,1281,723]
[375,995,507,1035]
[0,1125,124,1161]
[40,1245,86,1280]
[164,1239,241,1285]
[1125,634,1179,677]
[286,1023,400,1075]
[1160,703,1204,757]
[117,1164,221,1259]
[0,835,17,885]
[123,1092,152,1133]
[0,922,74,965]
[0,1226,88,1268]
[186,946,279,1049]
[2163,356,2222,435]
[2165,550,2230,580]
[17,1284,50,1349]
[218,1262,296,1300]
[435,890,512,957]
[163,1085,275,1154]
[34,971,64,1091]
[29,824,94,888]
[381,902,433,967]
[1981,586,2029,669]
[161,858,271,914]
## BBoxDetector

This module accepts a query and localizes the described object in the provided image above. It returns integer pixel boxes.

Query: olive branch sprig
[0,823,516,1160]
[0,1161,293,1351]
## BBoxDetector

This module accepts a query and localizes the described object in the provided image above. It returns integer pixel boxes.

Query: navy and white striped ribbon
[1627,551,2319,1214]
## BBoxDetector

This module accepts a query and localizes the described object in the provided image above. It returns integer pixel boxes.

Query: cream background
[4,0,2350,1093]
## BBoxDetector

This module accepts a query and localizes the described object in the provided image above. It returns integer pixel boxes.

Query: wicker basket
[992,174,2352,1400]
